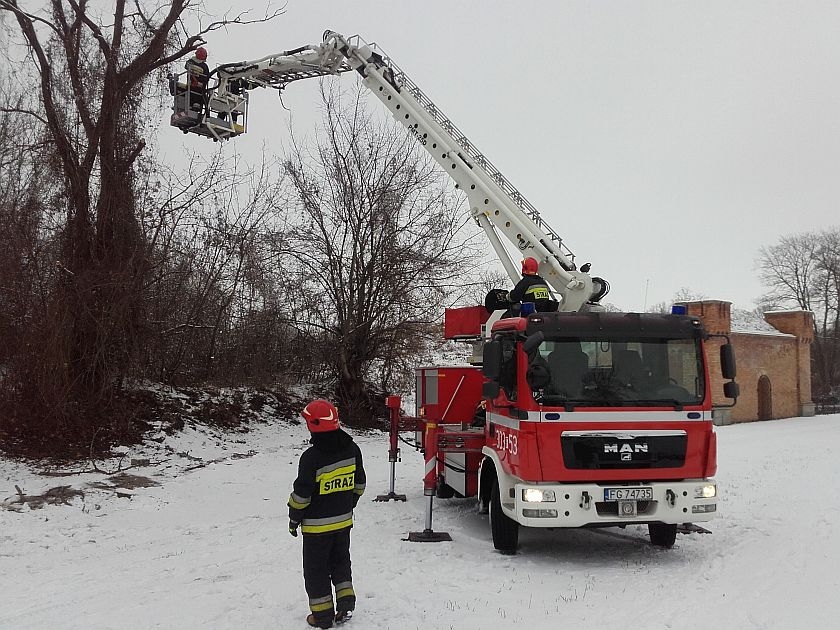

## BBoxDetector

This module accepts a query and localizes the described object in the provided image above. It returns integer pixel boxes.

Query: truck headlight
[694,484,716,499]
[522,488,556,503]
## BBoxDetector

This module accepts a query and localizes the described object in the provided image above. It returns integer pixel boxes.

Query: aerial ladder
[169,30,609,314]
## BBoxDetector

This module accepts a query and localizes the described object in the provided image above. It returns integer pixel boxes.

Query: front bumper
[508,480,718,528]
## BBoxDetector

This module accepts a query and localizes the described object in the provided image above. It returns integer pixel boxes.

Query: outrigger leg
[407,419,451,542]
[375,396,407,502]
[408,492,452,542]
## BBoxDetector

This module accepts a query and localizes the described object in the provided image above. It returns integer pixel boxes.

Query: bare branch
[131,0,154,31]
[0,0,62,37]
[149,5,285,71]
[1,0,83,190]
[201,6,285,36]
[52,0,96,135]
[64,0,112,60]
[0,105,48,125]
[121,0,191,80]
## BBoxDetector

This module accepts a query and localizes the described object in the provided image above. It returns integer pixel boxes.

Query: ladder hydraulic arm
[169,30,609,312]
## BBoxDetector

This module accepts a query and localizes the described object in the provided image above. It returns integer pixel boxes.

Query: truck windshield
[536,337,705,408]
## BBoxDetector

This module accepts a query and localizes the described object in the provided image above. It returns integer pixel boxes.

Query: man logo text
[604,443,648,461]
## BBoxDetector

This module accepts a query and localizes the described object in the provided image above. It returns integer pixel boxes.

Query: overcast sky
[164,1,840,311]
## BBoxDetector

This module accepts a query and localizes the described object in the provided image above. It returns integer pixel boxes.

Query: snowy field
[2,413,839,630]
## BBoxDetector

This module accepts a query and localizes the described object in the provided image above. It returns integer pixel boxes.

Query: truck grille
[561,434,687,470]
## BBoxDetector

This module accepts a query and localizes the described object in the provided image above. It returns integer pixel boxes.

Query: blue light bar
[671,304,687,315]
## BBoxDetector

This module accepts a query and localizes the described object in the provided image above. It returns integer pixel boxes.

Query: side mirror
[522,331,545,355]
[723,381,740,400]
[710,334,739,409]
[720,344,737,380]
[482,341,502,379]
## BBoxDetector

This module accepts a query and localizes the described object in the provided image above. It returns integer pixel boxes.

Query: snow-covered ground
[2,414,839,630]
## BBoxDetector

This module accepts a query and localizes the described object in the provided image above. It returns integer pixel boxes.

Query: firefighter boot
[335,611,353,624]
[306,613,334,629]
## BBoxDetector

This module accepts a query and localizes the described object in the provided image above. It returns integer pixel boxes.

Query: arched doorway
[758,375,772,420]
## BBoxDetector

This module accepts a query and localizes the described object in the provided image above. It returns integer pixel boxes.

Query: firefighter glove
[289,520,300,537]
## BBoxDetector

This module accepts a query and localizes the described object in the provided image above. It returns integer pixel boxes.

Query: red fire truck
[170,30,739,553]
[412,306,736,553]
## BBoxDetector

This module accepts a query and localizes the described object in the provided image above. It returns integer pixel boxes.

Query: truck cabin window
[537,337,704,408]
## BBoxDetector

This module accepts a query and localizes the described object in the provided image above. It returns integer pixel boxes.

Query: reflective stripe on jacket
[509,274,551,304]
[508,273,554,312]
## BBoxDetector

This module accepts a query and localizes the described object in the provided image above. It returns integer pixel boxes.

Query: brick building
[681,300,815,424]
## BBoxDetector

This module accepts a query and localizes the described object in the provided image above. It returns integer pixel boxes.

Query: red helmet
[302,399,340,433]
[195,47,208,61]
[521,257,539,275]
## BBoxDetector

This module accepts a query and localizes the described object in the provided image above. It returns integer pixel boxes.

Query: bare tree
[282,83,480,423]
[0,82,57,368]
[757,229,840,395]
[143,152,292,385]
[757,235,819,312]
[0,0,281,453]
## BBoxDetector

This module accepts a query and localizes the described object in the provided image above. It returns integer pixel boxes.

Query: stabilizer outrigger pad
[406,528,452,542]
[374,492,407,502]
[677,523,712,535]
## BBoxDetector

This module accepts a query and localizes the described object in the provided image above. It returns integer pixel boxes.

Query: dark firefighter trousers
[302,528,356,624]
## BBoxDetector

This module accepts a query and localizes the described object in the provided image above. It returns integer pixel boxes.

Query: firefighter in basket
[184,46,210,114]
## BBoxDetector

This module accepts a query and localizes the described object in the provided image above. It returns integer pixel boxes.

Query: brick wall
[683,300,731,335]
[728,333,800,422]
[681,300,814,423]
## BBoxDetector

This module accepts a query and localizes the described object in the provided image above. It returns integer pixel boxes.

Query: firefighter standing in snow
[288,400,366,629]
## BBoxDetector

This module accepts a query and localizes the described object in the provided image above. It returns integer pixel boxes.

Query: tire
[489,478,519,554]
[648,522,677,548]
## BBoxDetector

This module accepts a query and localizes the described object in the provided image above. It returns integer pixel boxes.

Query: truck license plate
[604,487,653,501]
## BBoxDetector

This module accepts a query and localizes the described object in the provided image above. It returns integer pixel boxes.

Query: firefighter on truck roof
[507,256,555,314]
[288,399,366,629]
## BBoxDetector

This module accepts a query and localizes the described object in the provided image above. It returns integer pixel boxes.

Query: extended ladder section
[361,42,578,273]
[175,31,608,311]
[214,44,353,90]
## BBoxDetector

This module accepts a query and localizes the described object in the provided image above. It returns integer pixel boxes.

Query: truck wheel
[648,523,677,548]
[489,479,519,554]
